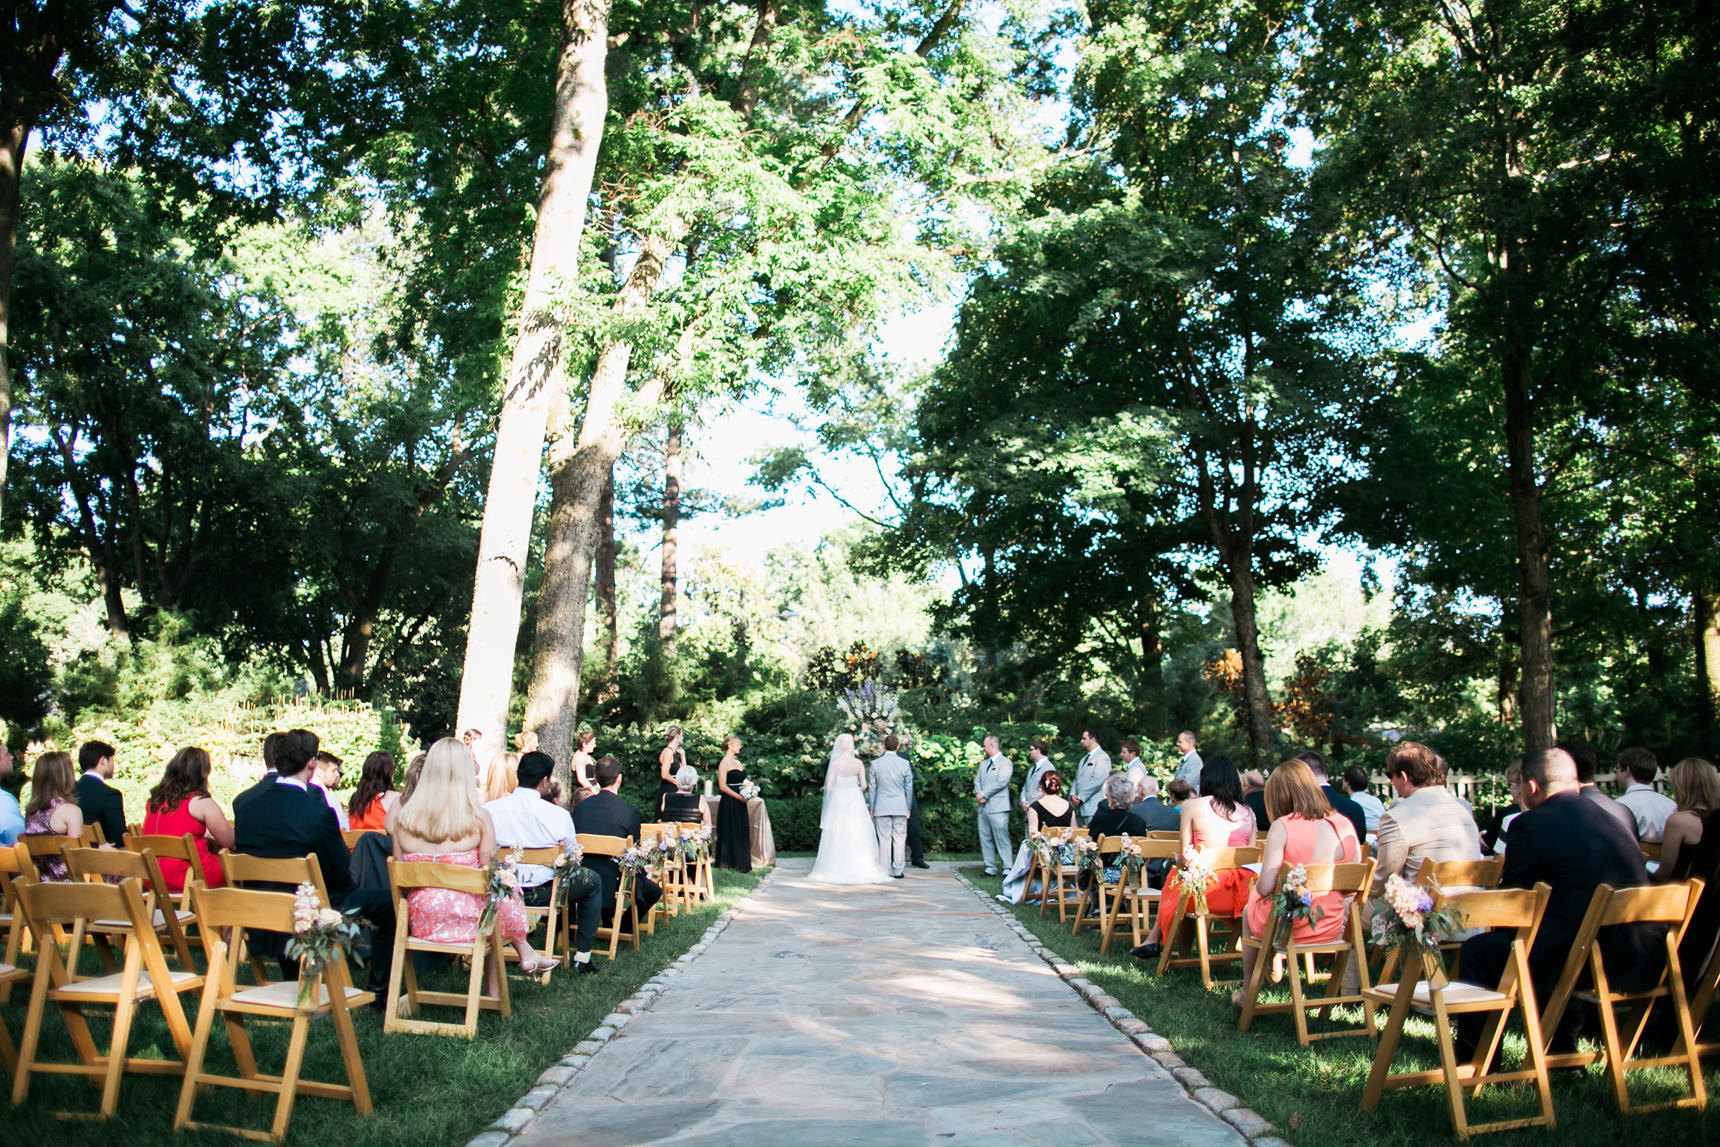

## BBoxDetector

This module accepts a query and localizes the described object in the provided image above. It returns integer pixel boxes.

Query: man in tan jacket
[1370,741,1481,900]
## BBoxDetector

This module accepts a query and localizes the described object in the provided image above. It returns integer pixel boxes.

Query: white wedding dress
[808,742,890,885]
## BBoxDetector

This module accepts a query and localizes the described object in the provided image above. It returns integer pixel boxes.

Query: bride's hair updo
[1040,772,1063,796]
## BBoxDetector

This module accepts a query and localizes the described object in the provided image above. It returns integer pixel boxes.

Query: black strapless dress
[716,768,752,873]
[663,792,704,824]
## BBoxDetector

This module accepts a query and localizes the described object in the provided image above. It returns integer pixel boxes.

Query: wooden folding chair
[1640,841,1664,865]
[1102,838,1179,954]
[125,831,205,915]
[1538,878,1708,1114]
[384,856,511,1039]
[18,832,78,880]
[63,844,199,977]
[1039,828,1089,922]
[1361,883,1555,1140]
[682,825,715,902]
[507,846,566,983]
[1374,857,1505,988]
[9,876,202,1118]
[1071,836,1123,934]
[220,849,334,986]
[640,824,686,920]
[1238,859,1379,1045]
[1,840,36,1006]
[174,884,374,1141]
[1155,847,1262,989]
[570,835,640,961]
[342,829,380,850]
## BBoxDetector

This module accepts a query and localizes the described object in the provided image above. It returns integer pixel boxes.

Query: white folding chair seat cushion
[90,907,197,930]
[230,980,371,1012]
[1369,979,1509,1008]
[54,967,201,999]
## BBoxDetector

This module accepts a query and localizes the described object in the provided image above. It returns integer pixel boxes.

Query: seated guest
[394,738,559,983]
[663,767,710,826]
[1658,758,1720,1001]
[1482,760,1525,856]
[1614,747,1676,843]
[0,741,25,846]
[401,752,428,800]
[1234,759,1362,1005]
[999,771,1073,904]
[1370,741,1481,900]
[1089,772,1150,840]
[484,750,603,975]
[1242,769,1269,829]
[22,751,84,879]
[571,756,662,921]
[484,751,520,803]
[1130,776,1181,833]
[1559,739,1637,838]
[1132,756,1257,959]
[1342,766,1385,836]
[1164,779,1195,807]
[1455,746,1659,1059]
[312,751,349,830]
[234,728,395,991]
[76,739,126,846]
[347,751,400,832]
[1299,751,1368,844]
[142,746,233,892]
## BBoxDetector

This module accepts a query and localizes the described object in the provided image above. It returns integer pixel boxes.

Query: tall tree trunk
[1503,351,1556,749]
[0,118,23,525]
[453,0,612,758]
[596,465,618,676]
[659,420,681,657]
[1697,582,1720,736]
[1222,554,1276,765]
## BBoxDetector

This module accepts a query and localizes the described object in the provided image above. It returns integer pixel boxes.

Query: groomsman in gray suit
[974,735,1014,876]
[1072,729,1112,826]
[869,736,916,878]
[1174,730,1204,790]
[1019,740,1055,812]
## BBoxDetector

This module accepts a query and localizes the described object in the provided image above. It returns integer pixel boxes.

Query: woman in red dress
[142,746,233,892]
[347,751,400,832]
[1132,756,1258,960]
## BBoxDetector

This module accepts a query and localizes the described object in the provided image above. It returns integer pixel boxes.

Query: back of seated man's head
[1386,741,1442,789]
[79,740,115,773]
[1139,776,1161,799]
[1342,765,1369,795]
[593,756,622,789]
[516,752,555,790]
[1242,769,1265,793]
[1295,750,1328,781]
[274,729,321,778]
[1524,746,1579,795]
[1556,740,1600,783]
[1617,747,1658,786]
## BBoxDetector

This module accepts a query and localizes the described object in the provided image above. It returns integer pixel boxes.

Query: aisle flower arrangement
[479,847,524,934]
[1177,847,1218,916]
[1028,828,1076,870]
[1370,874,1466,957]
[1268,863,1324,949]
[552,841,599,909]
[285,883,367,1009]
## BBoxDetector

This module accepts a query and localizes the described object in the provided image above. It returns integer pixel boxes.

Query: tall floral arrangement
[1369,875,1466,954]
[1268,864,1324,949]
[285,884,367,1009]
[478,847,524,935]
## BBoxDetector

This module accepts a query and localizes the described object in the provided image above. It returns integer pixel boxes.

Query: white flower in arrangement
[739,779,761,801]
[499,868,517,888]
[317,907,343,927]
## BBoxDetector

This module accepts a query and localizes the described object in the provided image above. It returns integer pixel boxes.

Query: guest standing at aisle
[657,727,687,821]
[715,734,752,873]
[974,735,1014,877]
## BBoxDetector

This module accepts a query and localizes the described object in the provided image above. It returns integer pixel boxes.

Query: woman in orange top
[1233,759,1360,1004]
[346,751,400,833]
[1132,756,1258,960]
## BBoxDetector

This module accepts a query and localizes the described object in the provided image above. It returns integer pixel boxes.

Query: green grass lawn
[3,867,768,1145]
[774,851,982,861]
[963,866,1720,1147]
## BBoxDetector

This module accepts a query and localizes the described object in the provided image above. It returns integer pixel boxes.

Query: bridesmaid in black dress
[715,735,752,873]
[656,727,685,821]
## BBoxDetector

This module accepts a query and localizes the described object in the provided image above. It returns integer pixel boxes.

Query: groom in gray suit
[974,735,1014,876]
[869,735,915,879]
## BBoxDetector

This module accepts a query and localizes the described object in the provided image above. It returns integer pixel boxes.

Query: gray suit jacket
[974,754,1013,813]
[1074,749,1112,818]
[1020,758,1055,809]
[1174,750,1204,790]
[869,753,915,817]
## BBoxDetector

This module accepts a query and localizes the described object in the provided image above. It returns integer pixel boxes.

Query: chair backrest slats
[388,858,489,895]
[1416,856,1504,890]
[576,834,631,857]
[1598,879,1702,928]
[124,833,200,866]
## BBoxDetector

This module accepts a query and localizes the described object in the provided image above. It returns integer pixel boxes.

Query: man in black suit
[1301,752,1368,844]
[233,728,395,991]
[76,740,126,845]
[1455,746,1661,1058]
[570,756,662,921]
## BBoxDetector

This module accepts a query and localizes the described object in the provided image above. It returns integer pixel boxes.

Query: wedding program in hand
[807,733,891,884]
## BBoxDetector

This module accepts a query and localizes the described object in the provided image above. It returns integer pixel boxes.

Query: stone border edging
[462,867,784,1147]
[952,871,1292,1147]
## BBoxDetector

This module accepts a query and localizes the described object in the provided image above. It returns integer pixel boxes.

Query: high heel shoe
[1131,941,1162,960]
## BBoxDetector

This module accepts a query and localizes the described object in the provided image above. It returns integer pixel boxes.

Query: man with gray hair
[973,735,1014,877]
[868,736,915,879]
[1129,775,1181,833]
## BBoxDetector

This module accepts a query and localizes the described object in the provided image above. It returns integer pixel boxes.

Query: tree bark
[1222,555,1276,765]
[453,0,613,757]
[1503,350,1556,749]
[596,465,618,676]
[1697,582,1720,736]
[0,117,24,526]
[659,420,682,656]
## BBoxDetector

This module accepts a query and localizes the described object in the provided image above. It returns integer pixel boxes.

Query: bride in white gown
[808,734,890,885]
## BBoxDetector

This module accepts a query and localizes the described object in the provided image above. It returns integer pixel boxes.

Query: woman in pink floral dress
[391,739,557,984]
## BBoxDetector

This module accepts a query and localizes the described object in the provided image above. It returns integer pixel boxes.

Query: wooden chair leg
[174,970,224,1131]
[271,1014,312,1139]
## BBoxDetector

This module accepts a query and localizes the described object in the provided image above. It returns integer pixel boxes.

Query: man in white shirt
[1072,730,1112,826]
[312,751,350,831]
[0,741,25,846]
[1614,748,1677,843]
[1120,739,1150,800]
[485,751,602,973]
[1173,730,1203,791]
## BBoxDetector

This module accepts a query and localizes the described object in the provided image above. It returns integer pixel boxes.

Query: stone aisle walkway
[512,861,1253,1147]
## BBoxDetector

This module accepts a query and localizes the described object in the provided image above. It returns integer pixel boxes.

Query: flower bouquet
[1028,829,1074,871]
[1115,834,1147,879]
[1370,874,1466,959]
[1176,846,1218,916]
[1073,834,1101,877]
[738,779,761,801]
[552,840,600,909]
[1268,864,1324,950]
[679,823,713,863]
[648,832,683,881]
[617,843,650,911]
[478,847,524,935]
[284,883,368,1009]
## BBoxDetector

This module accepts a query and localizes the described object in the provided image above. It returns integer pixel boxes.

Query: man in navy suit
[234,728,394,991]
[570,756,662,921]
[75,740,126,845]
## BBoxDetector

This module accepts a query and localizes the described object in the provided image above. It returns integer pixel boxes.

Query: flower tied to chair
[617,844,650,910]
[479,847,524,935]
[1268,863,1324,951]
[286,883,367,1009]
[1177,846,1218,916]
[1028,829,1072,870]
[553,840,599,908]
[1369,874,1466,985]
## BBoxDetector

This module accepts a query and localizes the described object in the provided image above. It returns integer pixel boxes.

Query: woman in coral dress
[391,739,557,985]
[1132,756,1258,959]
[1233,758,1361,1003]
[347,751,400,833]
[141,746,233,892]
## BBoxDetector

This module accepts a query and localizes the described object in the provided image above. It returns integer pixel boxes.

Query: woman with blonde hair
[22,750,83,879]
[1230,758,1361,1005]
[390,738,557,978]
[1658,758,1720,999]
[483,751,521,803]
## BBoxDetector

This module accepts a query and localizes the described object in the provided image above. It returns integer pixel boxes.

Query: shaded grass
[2,867,768,1145]
[963,866,1720,1147]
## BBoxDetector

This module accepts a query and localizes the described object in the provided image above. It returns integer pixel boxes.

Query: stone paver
[515,860,1250,1147]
